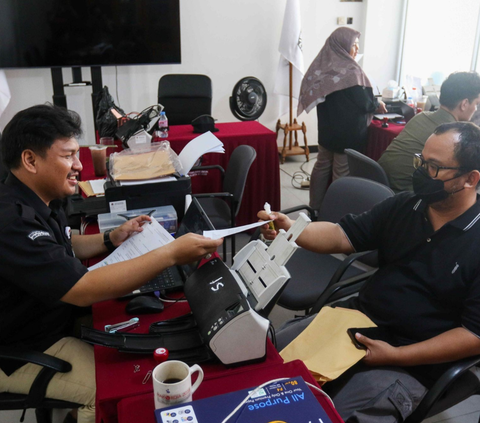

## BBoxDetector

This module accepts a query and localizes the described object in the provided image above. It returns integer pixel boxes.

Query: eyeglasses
[413,153,467,178]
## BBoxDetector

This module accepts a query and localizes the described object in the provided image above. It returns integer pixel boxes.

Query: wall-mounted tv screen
[0,0,181,69]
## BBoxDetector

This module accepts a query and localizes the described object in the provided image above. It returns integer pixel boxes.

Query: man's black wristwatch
[103,229,117,252]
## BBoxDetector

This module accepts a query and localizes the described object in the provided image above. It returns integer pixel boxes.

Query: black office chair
[275,177,395,314]
[345,148,390,187]
[0,348,81,423]
[157,74,212,126]
[193,145,257,262]
[307,272,480,423]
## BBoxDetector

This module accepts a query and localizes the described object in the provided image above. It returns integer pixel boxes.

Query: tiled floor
[1,153,479,423]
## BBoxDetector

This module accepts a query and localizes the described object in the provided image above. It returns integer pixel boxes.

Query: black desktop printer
[68,175,191,221]
[104,175,191,220]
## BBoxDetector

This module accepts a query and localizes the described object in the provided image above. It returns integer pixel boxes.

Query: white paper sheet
[203,220,273,240]
[119,176,177,186]
[88,219,174,271]
[89,179,106,194]
[374,113,403,120]
[178,131,224,175]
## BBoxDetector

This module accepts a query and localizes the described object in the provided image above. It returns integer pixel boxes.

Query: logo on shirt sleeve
[28,230,52,241]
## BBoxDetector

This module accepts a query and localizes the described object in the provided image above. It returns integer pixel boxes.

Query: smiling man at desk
[0,104,222,423]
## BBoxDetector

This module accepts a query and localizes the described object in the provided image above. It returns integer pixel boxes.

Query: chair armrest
[280,205,318,221]
[310,269,377,314]
[329,251,374,286]
[0,347,72,373]
[191,165,225,177]
[0,347,75,409]
[404,355,480,423]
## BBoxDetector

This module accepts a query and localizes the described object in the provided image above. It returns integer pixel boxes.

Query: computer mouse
[125,295,164,315]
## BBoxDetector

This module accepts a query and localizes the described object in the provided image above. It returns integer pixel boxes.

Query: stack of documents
[110,131,224,183]
[78,179,106,197]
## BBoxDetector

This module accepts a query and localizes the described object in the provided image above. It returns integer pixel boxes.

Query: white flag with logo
[273,0,304,104]
[0,71,11,118]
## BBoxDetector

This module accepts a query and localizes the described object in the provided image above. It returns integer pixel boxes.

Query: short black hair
[1,104,82,170]
[439,72,480,110]
[434,121,480,172]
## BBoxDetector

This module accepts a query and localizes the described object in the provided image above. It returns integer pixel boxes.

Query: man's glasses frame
[413,153,468,178]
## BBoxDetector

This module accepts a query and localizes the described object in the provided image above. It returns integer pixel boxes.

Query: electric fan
[229,77,267,121]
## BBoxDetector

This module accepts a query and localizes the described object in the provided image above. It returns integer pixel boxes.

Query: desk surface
[116,360,344,423]
[80,121,280,226]
[365,120,404,161]
[93,298,284,423]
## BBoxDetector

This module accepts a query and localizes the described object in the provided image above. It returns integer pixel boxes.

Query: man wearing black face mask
[257,121,480,423]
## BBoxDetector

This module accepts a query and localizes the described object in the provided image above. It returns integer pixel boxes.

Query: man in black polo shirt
[0,105,222,423]
[259,121,480,422]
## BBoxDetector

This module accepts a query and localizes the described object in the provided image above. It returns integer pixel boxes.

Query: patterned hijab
[297,27,372,115]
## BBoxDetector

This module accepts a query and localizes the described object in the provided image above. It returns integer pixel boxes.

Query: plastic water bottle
[411,87,419,112]
[156,111,168,138]
[406,97,415,109]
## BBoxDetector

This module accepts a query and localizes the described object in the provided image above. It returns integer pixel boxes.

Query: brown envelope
[280,306,376,384]
[111,149,176,181]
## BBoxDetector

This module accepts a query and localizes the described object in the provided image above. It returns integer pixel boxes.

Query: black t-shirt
[0,174,88,375]
[337,192,480,385]
[316,85,378,153]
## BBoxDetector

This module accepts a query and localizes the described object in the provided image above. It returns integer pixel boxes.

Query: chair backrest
[223,145,257,216]
[318,177,395,281]
[345,148,390,187]
[157,74,212,125]
[318,176,394,224]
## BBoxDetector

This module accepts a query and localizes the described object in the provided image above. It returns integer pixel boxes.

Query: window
[400,0,480,84]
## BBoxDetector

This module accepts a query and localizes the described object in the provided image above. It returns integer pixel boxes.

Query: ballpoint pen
[264,202,276,231]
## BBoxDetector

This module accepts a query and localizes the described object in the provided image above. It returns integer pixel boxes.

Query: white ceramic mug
[152,360,204,410]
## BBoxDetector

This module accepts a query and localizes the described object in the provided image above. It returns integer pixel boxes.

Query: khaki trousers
[0,337,95,423]
[309,145,350,211]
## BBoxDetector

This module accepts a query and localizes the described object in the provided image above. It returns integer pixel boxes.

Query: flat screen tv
[0,0,181,69]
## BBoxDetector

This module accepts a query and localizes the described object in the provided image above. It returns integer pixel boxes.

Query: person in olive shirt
[378,71,480,192]
[0,104,222,423]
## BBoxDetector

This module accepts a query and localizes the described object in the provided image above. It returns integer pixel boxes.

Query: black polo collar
[4,173,57,222]
[412,195,480,232]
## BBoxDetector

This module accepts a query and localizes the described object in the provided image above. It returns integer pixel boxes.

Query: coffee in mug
[152,360,204,409]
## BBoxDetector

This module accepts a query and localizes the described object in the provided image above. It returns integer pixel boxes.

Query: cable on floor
[281,153,317,190]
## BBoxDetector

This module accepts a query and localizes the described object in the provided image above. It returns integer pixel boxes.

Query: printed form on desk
[88,219,173,270]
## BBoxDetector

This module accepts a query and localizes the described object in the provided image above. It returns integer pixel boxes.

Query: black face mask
[412,167,465,204]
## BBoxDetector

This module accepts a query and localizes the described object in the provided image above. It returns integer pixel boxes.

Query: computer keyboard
[123,266,184,298]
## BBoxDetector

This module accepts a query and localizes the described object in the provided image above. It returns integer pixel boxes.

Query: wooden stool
[276,118,309,164]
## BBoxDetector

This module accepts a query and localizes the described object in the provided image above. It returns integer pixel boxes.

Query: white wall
[0,0,402,146]
[362,0,405,93]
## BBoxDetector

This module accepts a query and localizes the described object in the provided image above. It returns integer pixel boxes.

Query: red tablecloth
[365,120,404,161]
[93,298,284,423]
[79,121,280,226]
[116,360,344,423]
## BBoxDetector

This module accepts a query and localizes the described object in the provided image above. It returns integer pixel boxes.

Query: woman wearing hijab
[298,27,386,210]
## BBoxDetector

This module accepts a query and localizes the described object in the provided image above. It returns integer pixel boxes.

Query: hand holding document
[88,219,174,270]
